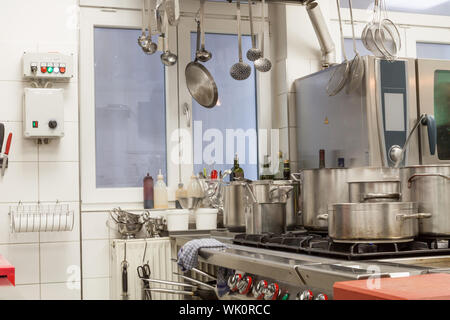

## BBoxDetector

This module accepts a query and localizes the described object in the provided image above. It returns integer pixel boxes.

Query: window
[434,70,450,160]
[94,27,167,188]
[417,42,450,60]
[190,33,259,180]
[343,38,372,60]
[341,0,450,16]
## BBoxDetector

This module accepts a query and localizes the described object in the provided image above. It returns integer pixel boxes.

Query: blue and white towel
[177,238,227,272]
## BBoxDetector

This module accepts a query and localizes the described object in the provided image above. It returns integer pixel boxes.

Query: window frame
[79,7,179,205]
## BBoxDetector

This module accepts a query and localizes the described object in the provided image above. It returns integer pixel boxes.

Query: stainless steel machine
[294,56,450,169]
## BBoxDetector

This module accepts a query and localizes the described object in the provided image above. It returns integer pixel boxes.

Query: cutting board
[0,255,15,286]
[334,274,450,300]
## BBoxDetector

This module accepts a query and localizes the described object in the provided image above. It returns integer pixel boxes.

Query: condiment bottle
[143,173,154,209]
[283,160,291,180]
[187,174,203,198]
[154,169,168,209]
[175,183,187,209]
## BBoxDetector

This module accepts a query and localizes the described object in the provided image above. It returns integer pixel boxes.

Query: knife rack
[9,202,74,233]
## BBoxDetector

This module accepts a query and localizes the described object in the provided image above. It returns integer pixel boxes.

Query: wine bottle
[230,153,244,181]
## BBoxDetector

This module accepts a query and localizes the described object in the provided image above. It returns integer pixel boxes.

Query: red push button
[41,66,47,73]
[60,66,66,74]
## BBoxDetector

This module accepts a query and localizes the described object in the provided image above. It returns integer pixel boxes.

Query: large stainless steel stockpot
[272,180,300,230]
[223,181,249,231]
[293,168,349,231]
[322,202,431,242]
[245,202,286,235]
[348,180,401,203]
[400,165,450,236]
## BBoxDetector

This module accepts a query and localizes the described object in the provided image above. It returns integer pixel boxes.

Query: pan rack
[9,201,74,233]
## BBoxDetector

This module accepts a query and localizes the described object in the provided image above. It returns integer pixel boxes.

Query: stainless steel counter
[170,231,449,298]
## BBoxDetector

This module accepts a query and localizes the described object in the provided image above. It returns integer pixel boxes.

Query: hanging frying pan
[185,18,218,109]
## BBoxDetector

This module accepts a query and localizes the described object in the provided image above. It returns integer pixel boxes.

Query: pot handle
[396,213,432,221]
[408,173,450,188]
[290,172,303,182]
[317,213,329,221]
[362,193,401,201]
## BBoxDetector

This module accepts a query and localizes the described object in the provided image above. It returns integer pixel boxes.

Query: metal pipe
[306,1,336,68]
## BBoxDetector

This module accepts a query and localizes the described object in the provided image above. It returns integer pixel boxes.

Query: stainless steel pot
[292,168,348,231]
[223,181,249,231]
[272,180,300,230]
[320,202,431,242]
[245,184,287,234]
[348,180,401,203]
[249,180,297,230]
[246,202,286,235]
[400,165,450,236]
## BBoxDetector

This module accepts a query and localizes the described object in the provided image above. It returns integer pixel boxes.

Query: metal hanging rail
[222,0,313,4]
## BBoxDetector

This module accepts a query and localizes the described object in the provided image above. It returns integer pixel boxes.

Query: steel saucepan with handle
[318,202,431,242]
[348,180,401,203]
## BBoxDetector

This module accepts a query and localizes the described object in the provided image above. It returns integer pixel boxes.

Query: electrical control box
[22,52,74,80]
[23,88,65,139]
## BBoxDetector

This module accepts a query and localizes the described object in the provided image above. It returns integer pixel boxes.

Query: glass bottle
[275,151,284,180]
[175,183,187,209]
[261,155,274,180]
[230,153,244,181]
[283,160,291,180]
[319,149,325,169]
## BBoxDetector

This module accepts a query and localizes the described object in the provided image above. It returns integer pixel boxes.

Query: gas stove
[233,231,450,260]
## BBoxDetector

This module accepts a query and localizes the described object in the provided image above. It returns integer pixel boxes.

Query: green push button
[32,121,38,128]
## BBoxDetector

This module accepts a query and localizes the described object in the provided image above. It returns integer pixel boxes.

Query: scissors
[137,264,152,300]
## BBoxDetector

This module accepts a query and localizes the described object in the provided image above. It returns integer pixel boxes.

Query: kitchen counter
[170,231,449,297]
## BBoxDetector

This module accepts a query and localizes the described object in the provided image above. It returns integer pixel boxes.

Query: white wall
[0,0,80,300]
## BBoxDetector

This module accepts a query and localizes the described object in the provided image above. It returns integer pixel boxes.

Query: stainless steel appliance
[416,59,450,165]
[294,56,450,168]
[400,165,450,236]
[245,202,286,234]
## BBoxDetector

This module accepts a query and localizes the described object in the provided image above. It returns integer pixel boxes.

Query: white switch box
[23,88,65,139]
[23,52,74,80]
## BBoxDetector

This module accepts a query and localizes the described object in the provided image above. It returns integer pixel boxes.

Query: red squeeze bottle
[143,173,154,209]
[211,170,218,180]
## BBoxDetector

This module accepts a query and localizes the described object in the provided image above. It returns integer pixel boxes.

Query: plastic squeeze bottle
[154,170,168,209]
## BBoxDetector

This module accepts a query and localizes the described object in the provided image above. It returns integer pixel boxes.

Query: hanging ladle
[246,0,262,62]
[160,9,178,66]
[196,0,212,63]
[138,0,149,50]
[144,0,157,55]
[230,0,251,80]
[254,0,272,72]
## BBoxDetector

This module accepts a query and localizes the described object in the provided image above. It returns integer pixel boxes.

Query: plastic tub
[195,208,218,230]
[166,209,190,231]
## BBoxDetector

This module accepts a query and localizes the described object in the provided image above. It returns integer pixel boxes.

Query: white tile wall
[40,242,80,283]
[81,212,109,240]
[0,284,40,300]
[82,277,110,300]
[41,282,81,300]
[0,162,39,203]
[81,239,110,279]
[38,122,79,162]
[0,243,40,285]
[38,162,79,202]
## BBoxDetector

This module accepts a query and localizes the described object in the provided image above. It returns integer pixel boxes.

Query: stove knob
[314,293,329,300]
[296,290,314,300]
[227,274,242,292]
[237,276,253,295]
[48,120,58,129]
[252,280,268,300]
[263,283,280,300]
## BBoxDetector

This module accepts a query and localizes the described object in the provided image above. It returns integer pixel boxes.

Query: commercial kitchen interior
[0,0,449,301]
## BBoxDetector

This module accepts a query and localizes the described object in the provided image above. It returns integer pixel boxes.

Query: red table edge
[0,255,15,286]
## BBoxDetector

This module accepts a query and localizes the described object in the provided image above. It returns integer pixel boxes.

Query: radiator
[110,238,179,300]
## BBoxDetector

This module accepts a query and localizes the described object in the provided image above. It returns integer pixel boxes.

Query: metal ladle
[230,0,251,80]
[160,11,177,66]
[196,0,212,63]
[138,0,149,49]
[144,0,157,55]
[246,0,262,62]
[346,0,364,94]
[254,0,272,72]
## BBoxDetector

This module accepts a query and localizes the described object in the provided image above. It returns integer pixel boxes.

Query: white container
[166,209,190,231]
[195,208,218,230]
